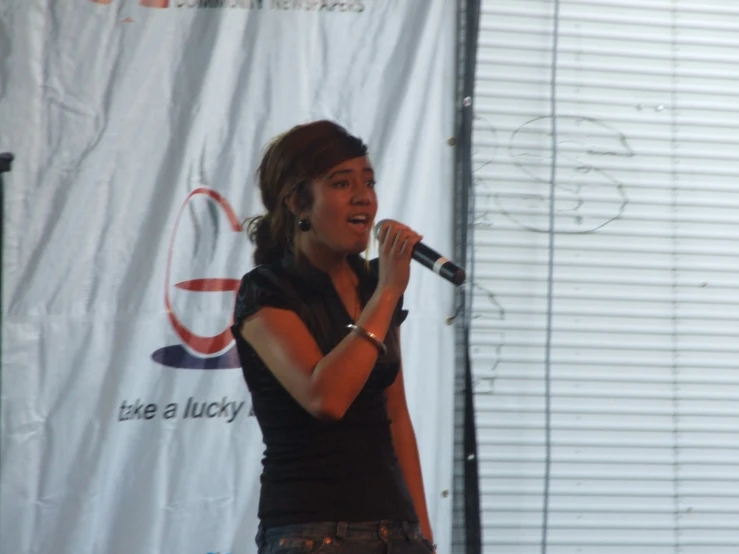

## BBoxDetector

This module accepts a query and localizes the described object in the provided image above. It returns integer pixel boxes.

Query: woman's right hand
[376,220,423,297]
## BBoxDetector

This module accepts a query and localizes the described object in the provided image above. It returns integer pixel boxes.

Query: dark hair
[246,120,368,265]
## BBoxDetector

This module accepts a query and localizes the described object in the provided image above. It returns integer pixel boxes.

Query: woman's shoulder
[233,260,299,326]
[240,259,289,286]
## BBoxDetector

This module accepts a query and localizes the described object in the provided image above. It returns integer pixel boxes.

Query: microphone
[374,220,466,285]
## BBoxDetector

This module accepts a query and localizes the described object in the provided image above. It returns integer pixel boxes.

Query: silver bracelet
[346,324,387,355]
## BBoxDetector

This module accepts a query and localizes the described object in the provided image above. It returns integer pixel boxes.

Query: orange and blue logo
[89,0,264,8]
[89,0,364,11]
[91,0,172,6]
[151,187,244,369]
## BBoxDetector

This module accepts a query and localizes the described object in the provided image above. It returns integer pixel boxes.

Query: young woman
[231,120,435,553]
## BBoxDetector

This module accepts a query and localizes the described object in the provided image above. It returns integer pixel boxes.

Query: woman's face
[303,155,378,255]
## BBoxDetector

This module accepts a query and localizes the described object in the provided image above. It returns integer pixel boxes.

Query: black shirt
[230,252,418,528]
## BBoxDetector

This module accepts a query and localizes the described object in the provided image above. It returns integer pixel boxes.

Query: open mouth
[347,214,371,231]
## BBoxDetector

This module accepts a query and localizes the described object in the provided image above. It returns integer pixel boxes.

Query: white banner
[0,2,455,553]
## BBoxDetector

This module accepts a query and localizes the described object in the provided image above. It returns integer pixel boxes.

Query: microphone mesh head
[373,219,391,238]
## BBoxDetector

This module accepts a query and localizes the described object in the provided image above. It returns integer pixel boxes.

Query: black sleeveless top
[230,253,418,528]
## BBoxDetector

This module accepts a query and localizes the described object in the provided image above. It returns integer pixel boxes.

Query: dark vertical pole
[0,152,12,306]
[454,0,482,552]
[0,152,14,473]
[0,152,13,252]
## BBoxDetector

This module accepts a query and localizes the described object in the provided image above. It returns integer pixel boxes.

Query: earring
[297,218,311,232]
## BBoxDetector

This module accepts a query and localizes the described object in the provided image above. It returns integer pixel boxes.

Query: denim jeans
[255,520,435,554]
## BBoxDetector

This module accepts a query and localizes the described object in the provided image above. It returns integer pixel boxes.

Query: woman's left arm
[385,336,434,545]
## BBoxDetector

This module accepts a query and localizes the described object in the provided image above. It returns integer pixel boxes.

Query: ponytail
[246,213,286,266]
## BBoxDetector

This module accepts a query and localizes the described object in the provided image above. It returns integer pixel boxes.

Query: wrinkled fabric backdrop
[0,1,456,553]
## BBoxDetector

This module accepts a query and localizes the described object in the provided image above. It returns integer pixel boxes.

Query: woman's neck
[295,237,352,281]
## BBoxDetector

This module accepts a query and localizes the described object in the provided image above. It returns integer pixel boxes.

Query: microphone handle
[412,243,466,285]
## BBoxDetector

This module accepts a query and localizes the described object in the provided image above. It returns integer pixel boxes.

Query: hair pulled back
[246,120,368,265]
